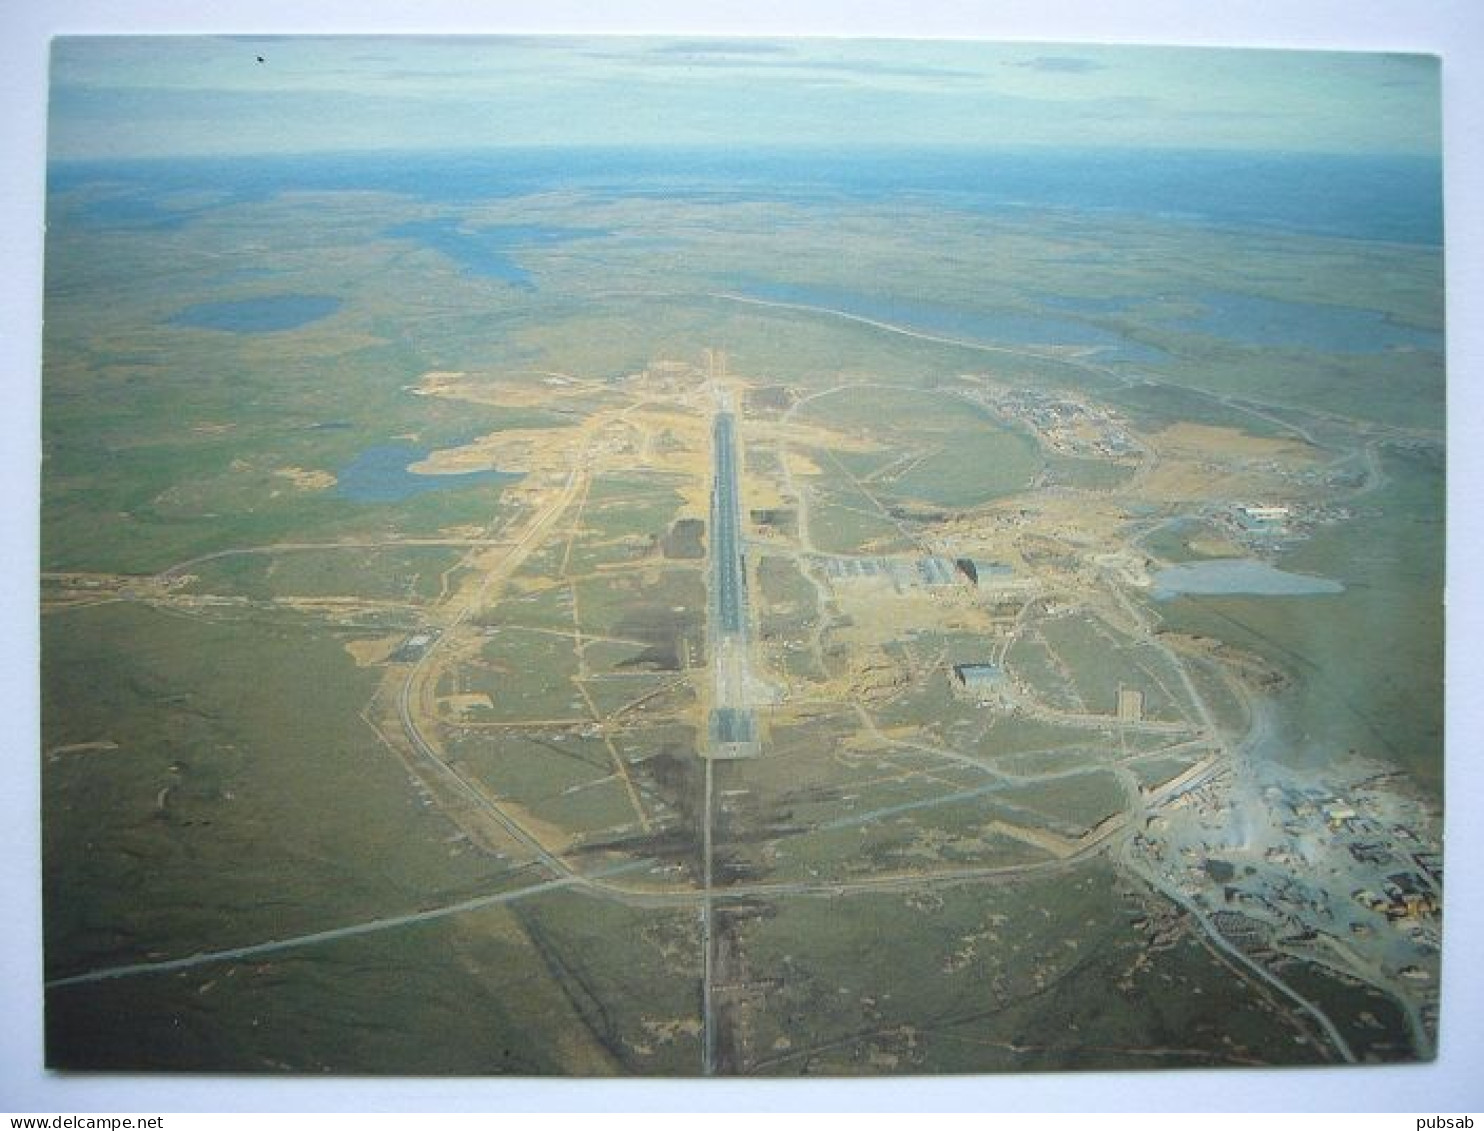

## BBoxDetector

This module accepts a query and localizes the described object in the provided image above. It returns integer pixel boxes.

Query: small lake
[172,294,342,332]
[1171,291,1443,353]
[336,444,521,503]
[1153,559,1344,599]
[733,281,1162,362]
[386,219,606,288]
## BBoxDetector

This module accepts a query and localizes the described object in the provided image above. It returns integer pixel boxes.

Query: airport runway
[708,404,758,753]
[710,409,747,639]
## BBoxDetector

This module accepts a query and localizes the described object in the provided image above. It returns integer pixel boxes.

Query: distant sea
[48,146,1444,246]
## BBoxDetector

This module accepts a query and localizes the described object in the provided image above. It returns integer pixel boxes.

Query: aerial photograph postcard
[40,36,1445,1074]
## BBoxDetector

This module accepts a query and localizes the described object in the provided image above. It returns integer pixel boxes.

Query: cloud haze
[47,36,1442,160]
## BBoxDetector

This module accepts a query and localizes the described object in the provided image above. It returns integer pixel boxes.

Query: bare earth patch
[273,466,337,491]
[344,634,404,667]
[1154,422,1316,464]
[410,427,580,475]
[440,692,495,715]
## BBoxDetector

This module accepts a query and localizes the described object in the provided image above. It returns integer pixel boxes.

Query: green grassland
[1126,754,1208,793]
[756,554,818,611]
[42,602,501,979]
[457,630,586,722]
[563,478,691,575]
[994,743,1118,778]
[797,387,1041,509]
[1106,383,1303,438]
[731,862,1317,1073]
[481,582,574,632]
[449,732,613,812]
[47,891,701,1074]
[1038,613,1184,720]
[569,568,706,643]
[1139,520,1230,563]
[180,545,468,602]
[580,639,654,671]
[994,772,1128,836]
[1176,651,1252,738]
[1119,641,1204,723]
[580,672,690,719]
[1004,637,1086,713]
[1150,444,1442,790]
[976,715,1124,759]
[1046,456,1135,492]
[42,165,1443,1074]
[1274,955,1417,1064]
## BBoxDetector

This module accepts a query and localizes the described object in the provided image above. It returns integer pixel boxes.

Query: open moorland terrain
[41,146,1443,1073]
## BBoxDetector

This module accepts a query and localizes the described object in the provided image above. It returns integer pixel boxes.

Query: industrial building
[955,558,1015,587]
[1236,504,1291,536]
[817,554,961,592]
[951,662,1007,703]
[918,556,958,587]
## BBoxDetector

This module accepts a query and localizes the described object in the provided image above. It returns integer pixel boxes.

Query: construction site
[43,337,1441,1073]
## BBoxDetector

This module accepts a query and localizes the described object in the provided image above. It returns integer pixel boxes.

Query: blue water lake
[336,444,521,503]
[1153,559,1344,599]
[1172,291,1443,353]
[172,294,342,332]
[386,219,606,288]
[735,280,1163,361]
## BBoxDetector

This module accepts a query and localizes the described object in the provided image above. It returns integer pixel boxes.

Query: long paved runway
[711,410,747,638]
[708,406,758,755]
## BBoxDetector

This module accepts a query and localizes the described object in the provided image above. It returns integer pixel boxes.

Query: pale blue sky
[49,36,1442,160]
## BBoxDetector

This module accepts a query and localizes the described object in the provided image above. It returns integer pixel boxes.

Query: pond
[385,219,606,288]
[172,294,342,332]
[1152,559,1344,599]
[336,444,521,503]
